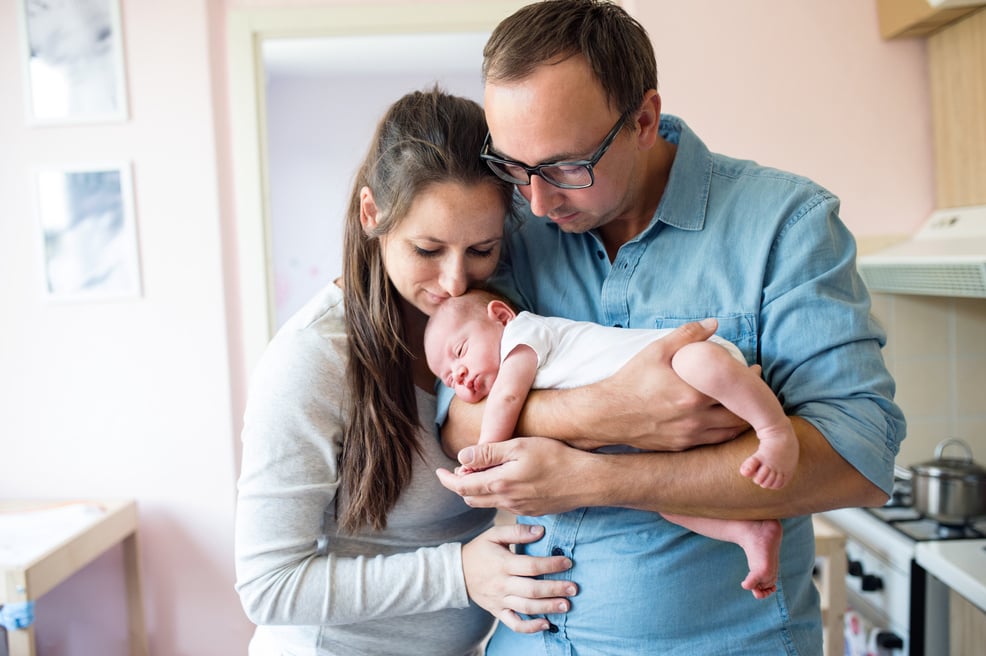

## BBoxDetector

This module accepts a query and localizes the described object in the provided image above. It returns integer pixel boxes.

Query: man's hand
[570,319,749,451]
[437,437,600,516]
[461,522,578,633]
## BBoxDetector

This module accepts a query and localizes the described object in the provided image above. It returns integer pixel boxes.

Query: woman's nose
[439,260,468,297]
[526,175,562,218]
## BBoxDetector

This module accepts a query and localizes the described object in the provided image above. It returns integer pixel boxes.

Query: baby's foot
[739,423,799,489]
[739,519,783,600]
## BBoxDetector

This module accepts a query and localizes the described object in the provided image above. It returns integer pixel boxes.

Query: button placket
[539,508,585,650]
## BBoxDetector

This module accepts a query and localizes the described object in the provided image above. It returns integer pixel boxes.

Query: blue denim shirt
[438,115,905,655]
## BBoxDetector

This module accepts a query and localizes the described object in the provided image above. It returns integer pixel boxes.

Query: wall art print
[34,163,142,301]
[18,0,129,124]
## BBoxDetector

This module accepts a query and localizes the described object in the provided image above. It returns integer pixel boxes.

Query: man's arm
[439,321,888,519]
[438,417,887,520]
[443,320,748,456]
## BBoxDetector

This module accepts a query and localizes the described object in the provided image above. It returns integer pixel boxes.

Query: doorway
[227,2,527,372]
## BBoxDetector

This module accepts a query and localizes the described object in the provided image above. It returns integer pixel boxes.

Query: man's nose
[527,175,562,217]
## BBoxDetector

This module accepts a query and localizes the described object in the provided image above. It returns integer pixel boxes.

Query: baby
[425,289,799,599]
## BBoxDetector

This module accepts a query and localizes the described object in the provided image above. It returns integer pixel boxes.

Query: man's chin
[550,213,592,234]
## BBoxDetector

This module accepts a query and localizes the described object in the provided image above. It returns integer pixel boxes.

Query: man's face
[483,55,634,234]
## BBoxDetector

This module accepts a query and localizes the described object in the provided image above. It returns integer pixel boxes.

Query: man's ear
[634,90,662,149]
[359,186,378,233]
[487,299,517,325]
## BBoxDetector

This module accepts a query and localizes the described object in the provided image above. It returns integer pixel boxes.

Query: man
[437,1,905,653]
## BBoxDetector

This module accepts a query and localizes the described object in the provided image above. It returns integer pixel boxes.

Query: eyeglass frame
[480,110,631,190]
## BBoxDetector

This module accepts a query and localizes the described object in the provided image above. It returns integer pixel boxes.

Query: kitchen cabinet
[877,0,985,39]
[929,8,986,207]
[915,539,986,655]
[950,589,986,656]
[811,516,847,656]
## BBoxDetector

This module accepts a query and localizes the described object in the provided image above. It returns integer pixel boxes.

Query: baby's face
[425,311,504,403]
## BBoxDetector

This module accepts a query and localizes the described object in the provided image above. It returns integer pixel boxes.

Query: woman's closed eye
[414,245,440,258]
[467,246,496,258]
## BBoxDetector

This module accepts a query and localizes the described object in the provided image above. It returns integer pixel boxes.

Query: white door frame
[227,2,528,375]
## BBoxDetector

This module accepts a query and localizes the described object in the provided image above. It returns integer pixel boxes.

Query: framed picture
[17,0,129,125]
[34,164,142,301]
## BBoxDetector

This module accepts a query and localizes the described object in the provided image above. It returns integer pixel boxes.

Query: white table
[0,499,149,656]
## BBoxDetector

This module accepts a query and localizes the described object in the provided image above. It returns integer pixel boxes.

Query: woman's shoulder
[278,282,346,334]
[251,283,348,388]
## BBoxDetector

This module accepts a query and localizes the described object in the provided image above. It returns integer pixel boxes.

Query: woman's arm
[234,333,463,625]
[236,328,574,630]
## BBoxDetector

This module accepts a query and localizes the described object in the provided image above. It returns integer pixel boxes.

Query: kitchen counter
[915,538,986,612]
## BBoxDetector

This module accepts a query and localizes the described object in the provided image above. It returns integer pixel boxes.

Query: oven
[821,466,986,656]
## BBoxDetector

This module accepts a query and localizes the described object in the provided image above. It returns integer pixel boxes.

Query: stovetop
[865,476,986,542]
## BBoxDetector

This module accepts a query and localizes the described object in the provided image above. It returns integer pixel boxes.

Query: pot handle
[934,438,973,462]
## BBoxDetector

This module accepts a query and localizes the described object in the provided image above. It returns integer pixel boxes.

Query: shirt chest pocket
[651,313,758,364]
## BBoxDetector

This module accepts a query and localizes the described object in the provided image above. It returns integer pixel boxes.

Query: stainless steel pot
[910,438,986,525]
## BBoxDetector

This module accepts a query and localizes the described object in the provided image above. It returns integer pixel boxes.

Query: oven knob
[861,574,883,591]
[875,631,904,650]
[847,558,863,577]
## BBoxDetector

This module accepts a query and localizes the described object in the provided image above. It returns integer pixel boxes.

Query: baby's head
[424,289,517,403]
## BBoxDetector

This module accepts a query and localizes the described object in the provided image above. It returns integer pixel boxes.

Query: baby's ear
[487,300,516,325]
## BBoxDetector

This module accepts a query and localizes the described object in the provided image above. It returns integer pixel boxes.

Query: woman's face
[364,180,506,318]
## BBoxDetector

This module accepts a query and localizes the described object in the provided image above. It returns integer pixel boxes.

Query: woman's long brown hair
[339,87,514,532]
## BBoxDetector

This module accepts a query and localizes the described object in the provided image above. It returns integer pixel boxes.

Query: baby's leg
[672,341,798,489]
[662,512,782,600]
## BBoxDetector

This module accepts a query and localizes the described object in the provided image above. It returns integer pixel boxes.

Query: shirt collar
[532,115,713,241]
[649,114,712,234]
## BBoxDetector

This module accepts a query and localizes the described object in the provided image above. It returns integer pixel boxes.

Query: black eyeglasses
[480,112,629,190]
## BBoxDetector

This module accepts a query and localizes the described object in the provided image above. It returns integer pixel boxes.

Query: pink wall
[628,0,933,236]
[0,2,932,655]
[0,0,250,654]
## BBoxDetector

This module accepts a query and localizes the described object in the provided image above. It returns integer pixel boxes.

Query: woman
[234,88,576,655]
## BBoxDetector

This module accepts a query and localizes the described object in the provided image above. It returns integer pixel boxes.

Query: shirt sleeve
[234,321,470,626]
[760,192,906,494]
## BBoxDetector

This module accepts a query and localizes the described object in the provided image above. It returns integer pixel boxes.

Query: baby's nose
[452,364,467,382]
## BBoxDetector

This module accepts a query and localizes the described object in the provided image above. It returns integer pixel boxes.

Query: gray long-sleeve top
[234,284,497,655]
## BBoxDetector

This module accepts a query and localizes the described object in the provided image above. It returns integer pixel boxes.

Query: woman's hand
[461,522,577,633]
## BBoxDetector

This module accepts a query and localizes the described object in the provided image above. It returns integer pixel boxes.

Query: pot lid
[911,439,986,479]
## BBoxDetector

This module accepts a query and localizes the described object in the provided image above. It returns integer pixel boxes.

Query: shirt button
[547,622,559,633]
[596,250,605,259]
[551,547,565,557]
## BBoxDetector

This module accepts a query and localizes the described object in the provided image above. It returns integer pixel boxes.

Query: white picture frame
[17,0,129,125]
[34,163,142,301]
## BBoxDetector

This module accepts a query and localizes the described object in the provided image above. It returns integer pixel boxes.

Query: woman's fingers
[461,523,578,632]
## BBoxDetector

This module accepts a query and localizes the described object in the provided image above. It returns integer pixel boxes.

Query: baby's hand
[456,464,490,475]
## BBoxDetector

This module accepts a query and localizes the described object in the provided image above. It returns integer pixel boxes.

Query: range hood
[857,205,986,298]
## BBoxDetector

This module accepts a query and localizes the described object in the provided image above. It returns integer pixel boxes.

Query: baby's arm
[671,341,798,489]
[479,345,538,445]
